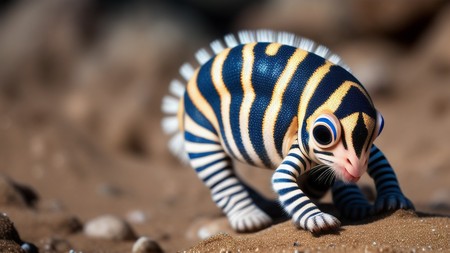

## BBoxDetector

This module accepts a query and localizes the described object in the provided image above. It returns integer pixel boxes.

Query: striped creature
[162,30,414,233]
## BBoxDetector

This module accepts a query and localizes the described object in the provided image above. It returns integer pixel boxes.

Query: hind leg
[184,129,272,232]
[332,180,373,220]
[190,150,272,232]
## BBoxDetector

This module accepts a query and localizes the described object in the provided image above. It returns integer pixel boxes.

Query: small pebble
[42,237,72,251]
[132,236,164,253]
[126,210,148,224]
[186,217,232,240]
[21,243,39,253]
[84,214,136,240]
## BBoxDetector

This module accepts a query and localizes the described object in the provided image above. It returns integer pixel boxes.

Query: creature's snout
[342,154,368,182]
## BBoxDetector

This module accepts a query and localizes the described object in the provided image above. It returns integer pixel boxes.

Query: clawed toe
[303,213,341,234]
[229,206,272,233]
[375,194,415,213]
[341,203,374,220]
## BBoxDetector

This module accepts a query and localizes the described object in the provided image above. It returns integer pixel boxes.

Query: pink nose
[345,157,366,178]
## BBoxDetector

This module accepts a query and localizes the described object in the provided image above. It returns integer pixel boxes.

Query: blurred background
[0,0,449,252]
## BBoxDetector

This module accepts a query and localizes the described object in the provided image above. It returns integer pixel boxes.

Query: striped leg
[298,171,333,200]
[185,132,272,232]
[190,150,272,232]
[368,145,414,213]
[272,141,340,233]
[332,180,373,220]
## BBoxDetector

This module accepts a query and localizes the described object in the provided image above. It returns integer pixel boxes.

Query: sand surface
[188,210,449,252]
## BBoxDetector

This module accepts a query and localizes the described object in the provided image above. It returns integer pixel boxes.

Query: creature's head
[307,109,384,183]
[298,66,384,183]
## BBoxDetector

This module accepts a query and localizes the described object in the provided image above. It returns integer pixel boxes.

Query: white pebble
[186,217,231,240]
[132,237,163,253]
[126,210,148,224]
[84,215,136,240]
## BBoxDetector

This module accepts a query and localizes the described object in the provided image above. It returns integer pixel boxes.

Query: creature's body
[162,30,413,233]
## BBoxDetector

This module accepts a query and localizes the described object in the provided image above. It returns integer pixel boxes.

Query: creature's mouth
[342,167,361,183]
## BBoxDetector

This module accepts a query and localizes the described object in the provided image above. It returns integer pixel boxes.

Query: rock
[0,240,23,253]
[21,242,39,253]
[0,174,39,208]
[186,217,233,240]
[84,215,136,241]
[42,237,72,252]
[126,210,148,224]
[0,213,36,253]
[132,236,164,253]
[0,213,22,242]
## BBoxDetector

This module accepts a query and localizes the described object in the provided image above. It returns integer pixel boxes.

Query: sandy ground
[188,210,449,252]
[0,1,449,252]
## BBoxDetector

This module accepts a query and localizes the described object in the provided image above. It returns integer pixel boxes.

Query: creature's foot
[332,181,373,220]
[375,192,414,213]
[300,212,341,234]
[228,205,273,233]
[341,201,373,220]
[340,202,374,220]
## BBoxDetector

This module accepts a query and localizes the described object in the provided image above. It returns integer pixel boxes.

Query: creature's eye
[312,114,341,148]
[376,111,384,137]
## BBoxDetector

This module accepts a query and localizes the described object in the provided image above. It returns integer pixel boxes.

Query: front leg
[368,145,414,213]
[272,141,340,233]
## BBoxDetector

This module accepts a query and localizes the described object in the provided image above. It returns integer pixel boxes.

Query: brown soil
[188,210,450,252]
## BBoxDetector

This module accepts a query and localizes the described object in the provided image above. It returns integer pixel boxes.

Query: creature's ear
[375,111,384,137]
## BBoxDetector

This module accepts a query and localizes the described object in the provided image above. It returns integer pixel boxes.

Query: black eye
[311,114,341,148]
[313,125,332,146]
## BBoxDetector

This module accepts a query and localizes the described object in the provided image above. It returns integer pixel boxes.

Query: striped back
[163,30,379,169]
[187,41,376,169]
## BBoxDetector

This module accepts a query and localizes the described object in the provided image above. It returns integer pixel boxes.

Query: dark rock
[21,243,39,253]
[0,175,39,208]
[0,239,24,253]
[0,213,22,242]
[132,237,164,253]
[0,213,25,253]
